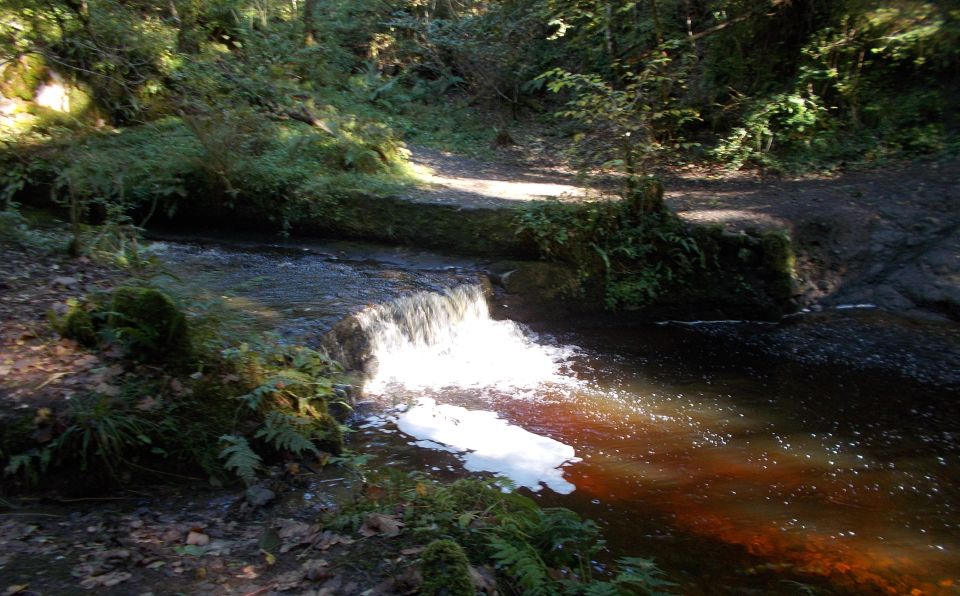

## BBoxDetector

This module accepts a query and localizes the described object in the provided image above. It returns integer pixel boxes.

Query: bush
[109,286,191,362]
[515,185,703,310]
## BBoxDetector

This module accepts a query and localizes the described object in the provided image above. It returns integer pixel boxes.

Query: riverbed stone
[494,261,581,302]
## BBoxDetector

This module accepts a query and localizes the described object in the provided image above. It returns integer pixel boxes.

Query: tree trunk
[304,0,317,45]
[650,0,663,46]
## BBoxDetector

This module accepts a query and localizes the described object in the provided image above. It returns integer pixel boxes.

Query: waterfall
[356,284,580,493]
[358,284,574,394]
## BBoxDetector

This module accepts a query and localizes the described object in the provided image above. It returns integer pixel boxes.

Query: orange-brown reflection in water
[497,396,959,595]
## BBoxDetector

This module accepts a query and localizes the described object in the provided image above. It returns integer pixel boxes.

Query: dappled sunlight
[405,148,600,206]
[34,74,70,112]
[417,168,590,202]
[672,207,786,230]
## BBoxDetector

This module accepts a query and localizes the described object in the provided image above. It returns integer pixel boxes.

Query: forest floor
[406,145,960,321]
[0,244,472,595]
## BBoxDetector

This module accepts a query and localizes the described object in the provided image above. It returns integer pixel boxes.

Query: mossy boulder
[60,301,98,347]
[420,539,474,596]
[108,286,191,362]
[761,230,797,301]
[0,54,47,101]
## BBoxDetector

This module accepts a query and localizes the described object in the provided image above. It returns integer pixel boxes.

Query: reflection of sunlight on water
[369,398,579,494]
[524,388,960,594]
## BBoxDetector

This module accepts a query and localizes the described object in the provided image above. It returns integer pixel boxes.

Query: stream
[154,236,960,595]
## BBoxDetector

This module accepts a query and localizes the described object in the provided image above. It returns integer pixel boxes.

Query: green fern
[256,411,320,457]
[614,557,675,595]
[3,449,53,484]
[489,533,553,595]
[218,435,262,485]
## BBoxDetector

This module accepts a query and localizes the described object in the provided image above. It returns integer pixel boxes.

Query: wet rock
[873,285,915,311]
[490,261,580,302]
[245,485,275,508]
[320,314,375,377]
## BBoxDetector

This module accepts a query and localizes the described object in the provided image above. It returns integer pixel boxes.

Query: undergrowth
[515,181,705,310]
[327,472,675,595]
[2,235,353,488]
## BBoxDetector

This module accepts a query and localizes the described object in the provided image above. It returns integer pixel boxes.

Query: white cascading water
[358,285,576,394]
[357,285,580,494]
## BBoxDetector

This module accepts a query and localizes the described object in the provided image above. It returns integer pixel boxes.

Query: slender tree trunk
[603,1,617,62]
[304,0,317,45]
[66,177,82,258]
[174,0,200,54]
[650,0,663,46]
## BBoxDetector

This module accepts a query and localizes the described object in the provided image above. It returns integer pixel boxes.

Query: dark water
[157,237,960,595]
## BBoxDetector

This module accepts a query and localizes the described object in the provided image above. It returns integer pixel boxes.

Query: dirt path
[403,146,597,208]
[407,146,960,320]
[662,159,960,318]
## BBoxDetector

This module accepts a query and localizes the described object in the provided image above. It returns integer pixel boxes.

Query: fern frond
[218,435,262,485]
[489,533,553,595]
[614,556,676,595]
[256,411,320,457]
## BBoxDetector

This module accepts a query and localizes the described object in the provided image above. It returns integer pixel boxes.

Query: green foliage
[108,286,192,361]
[218,434,262,485]
[326,472,672,595]
[57,285,193,360]
[420,539,474,596]
[60,298,97,346]
[51,393,154,478]
[256,411,321,457]
[7,273,351,487]
[3,449,52,485]
[515,189,704,310]
[0,207,64,253]
[611,556,676,595]
[711,91,831,170]
[540,40,700,177]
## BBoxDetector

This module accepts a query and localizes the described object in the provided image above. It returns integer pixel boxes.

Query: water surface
[159,237,960,594]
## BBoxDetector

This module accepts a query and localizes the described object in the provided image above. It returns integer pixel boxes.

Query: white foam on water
[359,285,577,394]
[357,285,581,493]
[392,397,578,494]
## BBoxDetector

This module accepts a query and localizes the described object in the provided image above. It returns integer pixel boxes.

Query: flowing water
[158,237,960,594]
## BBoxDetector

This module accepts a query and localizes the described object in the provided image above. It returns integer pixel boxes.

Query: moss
[420,539,474,596]
[312,411,343,455]
[109,286,191,362]
[624,176,665,214]
[496,261,581,302]
[761,230,796,275]
[761,230,797,301]
[0,54,47,101]
[60,302,97,346]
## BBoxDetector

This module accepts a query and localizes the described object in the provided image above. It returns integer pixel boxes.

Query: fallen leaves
[78,570,131,589]
[311,531,353,551]
[185,531,210,546]
[359,513,404,538]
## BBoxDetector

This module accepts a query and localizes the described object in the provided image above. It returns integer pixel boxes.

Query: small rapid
[357,285,583,493]
[358,285,578,394]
